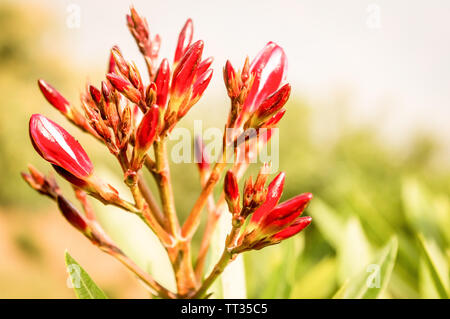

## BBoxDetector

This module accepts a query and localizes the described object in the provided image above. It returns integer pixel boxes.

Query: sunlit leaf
[65,251,108,299]
[333,237,398,299]
[418,234,449,299]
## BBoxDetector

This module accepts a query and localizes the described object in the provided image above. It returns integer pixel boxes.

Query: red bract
[272,216,312,240]
[174,18,194,64]
[155,58,170,107]
[29,114,93,178]
[244,42,287,113]
[38,79,70,114]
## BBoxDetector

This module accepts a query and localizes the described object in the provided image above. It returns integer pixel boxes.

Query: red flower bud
[89,85,102,105]
[244,42,287,113]
[108,47,117,73]
[191,69,213,101]
[272,216,312,240]
[171,40,204,98]
[135,105,159,153]
[223,60,237,98]
[250,172,285,223]
[196,57,213,79]
[145,82,157,107]
[29,114,93,178]
[225,170,239,202]
[154,58,170,107]
[174,18,194,64]
[57,195,89,233]
[106,73,141,103]
[37,79,71,114]
[261,192,313,229]
[255,83,291,121]
[111,47,129,75]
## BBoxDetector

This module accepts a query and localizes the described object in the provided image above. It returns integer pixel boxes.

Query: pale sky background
[27,0,450,149]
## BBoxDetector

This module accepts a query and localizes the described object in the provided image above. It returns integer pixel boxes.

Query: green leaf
[65,251,108,299]
[333,237,398,299]
[417,234,449,299]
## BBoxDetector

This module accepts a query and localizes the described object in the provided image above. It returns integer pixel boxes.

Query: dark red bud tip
[225,170,240,201]
[37,79,70,114]
[135,105,159,153]
[155,58,170,107]
[89,85,102,104]
[174,18,194,64]
[29,114,93,178]
[57,195,89,233]
[272,216,312,240]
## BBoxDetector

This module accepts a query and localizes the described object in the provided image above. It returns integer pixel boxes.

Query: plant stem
[182,160,227,239]
[102,246,177,299]
[137,173,167,228]
[154,139,180,236]
[191,225,241,298]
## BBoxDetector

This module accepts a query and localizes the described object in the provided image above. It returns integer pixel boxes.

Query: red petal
[135,105,159,152]
[272,216,312,240]
[171,40,204,97]
[264,192,313,225]
[192,69,213,100]
[174,18,194,64]
[29,114,93,178]
[155,58,170,107]
[251,172,285,223]
[244,42,287,113]
[38,79,70,114]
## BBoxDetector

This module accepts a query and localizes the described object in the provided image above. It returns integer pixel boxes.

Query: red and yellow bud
[132,105,159,170]
[224,170,241,215]
[171,40,204,98]
[106,73,142,104]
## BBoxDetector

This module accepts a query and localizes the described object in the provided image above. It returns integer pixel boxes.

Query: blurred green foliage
[1,1,450,299]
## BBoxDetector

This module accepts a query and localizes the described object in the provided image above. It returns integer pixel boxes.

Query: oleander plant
[22,7,313,299]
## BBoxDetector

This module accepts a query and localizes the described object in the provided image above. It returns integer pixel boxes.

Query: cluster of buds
[224,42,289,131]
[22,7,312,299]
[225,168,312,252]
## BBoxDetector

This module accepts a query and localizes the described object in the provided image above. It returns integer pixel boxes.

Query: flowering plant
[22,7,312,299]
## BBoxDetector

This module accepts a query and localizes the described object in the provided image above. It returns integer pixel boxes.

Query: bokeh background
[1,0,449,298]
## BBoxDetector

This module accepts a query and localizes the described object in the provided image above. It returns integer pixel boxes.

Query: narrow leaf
[65,251,108,299]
